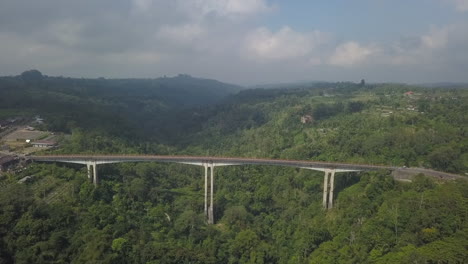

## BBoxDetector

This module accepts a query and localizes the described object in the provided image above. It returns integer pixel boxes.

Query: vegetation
[0,72,467,263]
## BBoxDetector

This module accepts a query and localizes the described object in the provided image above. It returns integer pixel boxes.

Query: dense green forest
[1,72,467,263]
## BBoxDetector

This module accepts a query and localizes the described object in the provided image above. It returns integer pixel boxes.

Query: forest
[0,72,467,263]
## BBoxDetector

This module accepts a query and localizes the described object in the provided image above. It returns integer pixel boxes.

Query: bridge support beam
[93,162,98,186]
[85,162,98,186]
[323,169,335,209]
[203,163,215,224]
[322,170,329,208]
[204,164,208,217]
[87,163,91,179]
[209,164,214,224]
[328,169,335,209]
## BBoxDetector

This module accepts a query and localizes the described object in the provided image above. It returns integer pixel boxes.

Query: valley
[0,72,467,263]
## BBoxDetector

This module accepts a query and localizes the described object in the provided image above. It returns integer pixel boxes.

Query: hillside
[0,71,242,140]
[0,78,467,263]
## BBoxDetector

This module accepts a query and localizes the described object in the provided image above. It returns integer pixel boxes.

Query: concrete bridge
[28,155,461,224]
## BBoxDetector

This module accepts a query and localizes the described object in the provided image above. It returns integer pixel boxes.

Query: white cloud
[157,24,205,44]
[132,0,153,12]
[328,42,378,66]
[0,32,86,71]
[421,26,449,49]
[104,51,160,64]
[308,57,322,66]
[46,20,85,47]
[245,26,328,60]
[192,0,270,16]
[445,0,468,11]
[386,24,466,66]
[174,0,272,21]
[1,0,468,83]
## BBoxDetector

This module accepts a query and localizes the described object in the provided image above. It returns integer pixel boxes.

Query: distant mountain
[135,74,244,106]
[0,71,244,137]
[417,82,468,88]
[9,71,243,107]
[250,81,329,89]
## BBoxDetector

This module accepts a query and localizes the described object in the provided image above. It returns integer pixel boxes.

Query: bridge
[29,155,462,224]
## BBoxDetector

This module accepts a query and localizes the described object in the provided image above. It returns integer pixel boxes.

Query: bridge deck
[29,154,396,171]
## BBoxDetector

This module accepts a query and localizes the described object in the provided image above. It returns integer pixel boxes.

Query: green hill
[0,75,467,263]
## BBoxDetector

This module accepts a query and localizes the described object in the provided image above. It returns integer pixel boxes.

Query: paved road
[29,154,466,180]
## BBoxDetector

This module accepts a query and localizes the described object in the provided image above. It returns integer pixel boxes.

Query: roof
[31,140,57,145]
[18,176,33,183]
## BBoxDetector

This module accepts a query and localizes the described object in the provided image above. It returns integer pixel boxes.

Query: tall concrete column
[92,162,98,186]
[86,163,91,179]
[208,164,214,224]
[328,170,335,209]
[323,170,329,209]
[204,164,208,217]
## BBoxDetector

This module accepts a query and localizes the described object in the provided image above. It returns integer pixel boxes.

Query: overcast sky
[1,0,468,85]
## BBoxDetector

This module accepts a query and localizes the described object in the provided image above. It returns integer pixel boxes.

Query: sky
[0,0,468,85]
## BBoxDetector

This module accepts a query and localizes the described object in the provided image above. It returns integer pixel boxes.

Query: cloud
[45,20,85,47]
[245,26,328,61]
[157,24,205,44]
[421,26,449,49]
[444,0,468,11]
[132,0,154,12]
[190,0,270,17]
[0,0,468,84]
[328,42,378,66]
[175,0,272,21]
[385,24,468,66]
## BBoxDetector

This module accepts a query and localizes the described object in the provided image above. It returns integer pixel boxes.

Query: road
[29,154,465,180]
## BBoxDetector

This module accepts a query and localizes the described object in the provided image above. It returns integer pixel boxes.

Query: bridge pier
[87,163,91,179]
[85,162,98,186]
[328,169,335,209]
[204,164,208,217]
[31,155,372,216]
[322,169,329,208]
[209,164,214,224]
[203,163,215,224]
[93,162,98,186]
[322,169,336,209]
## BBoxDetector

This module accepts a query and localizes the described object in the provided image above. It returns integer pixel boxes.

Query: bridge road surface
[29,154,463,180]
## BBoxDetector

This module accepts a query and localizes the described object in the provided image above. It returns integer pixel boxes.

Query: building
[31,140,57,148]
[301,115,313,124]
[18,176,33,184]
[0,155,18,172]
[34,116,44,124]
[404,91,414,96]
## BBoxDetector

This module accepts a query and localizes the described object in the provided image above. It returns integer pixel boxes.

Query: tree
[428,146,461,172]
[20,69,43,81]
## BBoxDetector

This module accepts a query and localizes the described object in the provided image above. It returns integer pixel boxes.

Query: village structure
[0,115,59,174]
